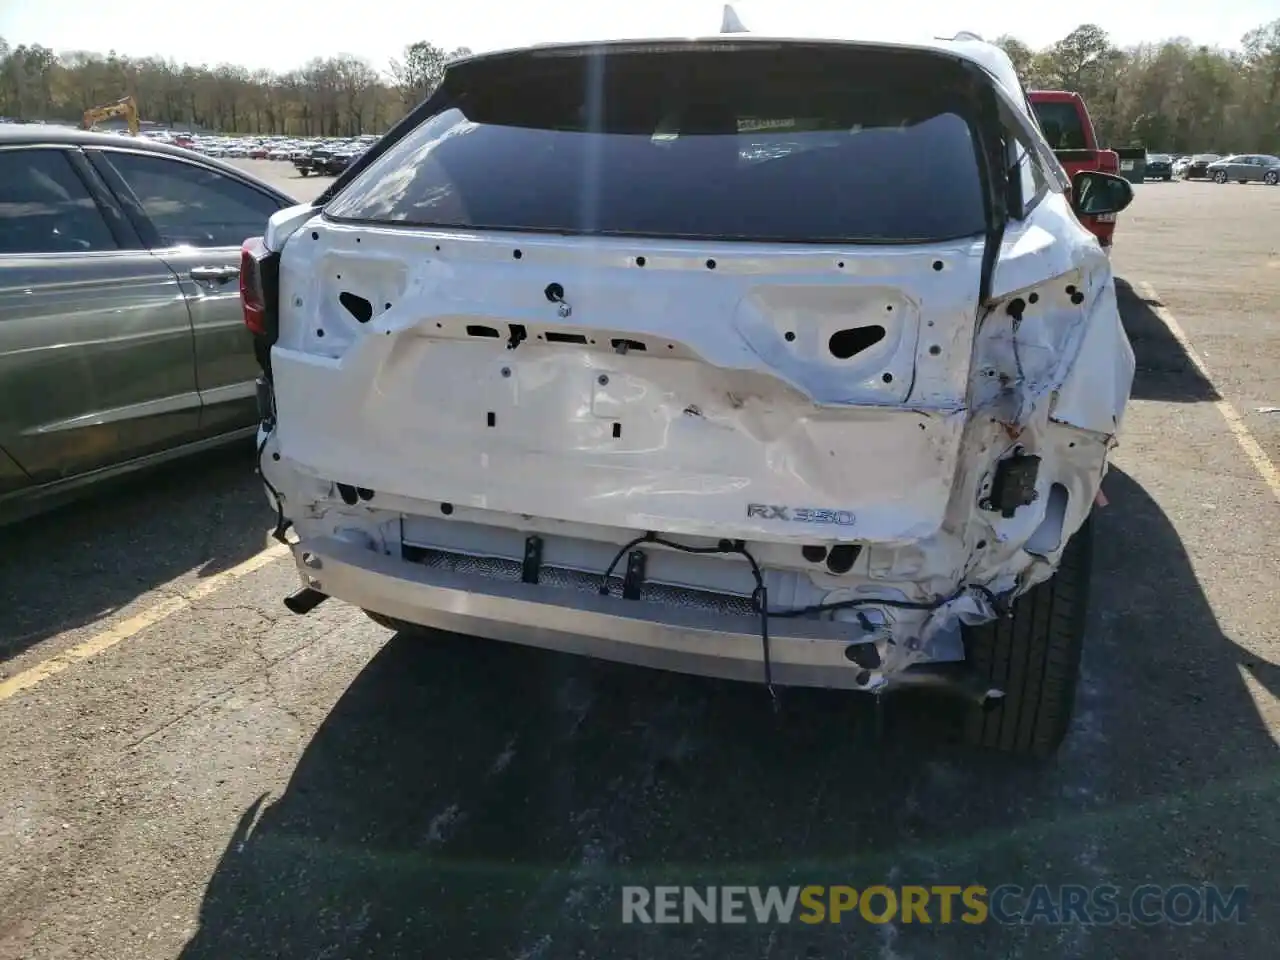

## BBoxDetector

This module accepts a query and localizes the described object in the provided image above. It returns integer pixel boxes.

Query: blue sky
[0,0,1274,73]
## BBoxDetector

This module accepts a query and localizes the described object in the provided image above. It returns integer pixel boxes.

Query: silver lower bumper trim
[292,536,891,690]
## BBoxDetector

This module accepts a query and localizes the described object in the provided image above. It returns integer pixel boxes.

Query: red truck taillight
[239,237,280,341]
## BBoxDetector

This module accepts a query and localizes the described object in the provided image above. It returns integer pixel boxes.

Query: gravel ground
[1,165,1277,960]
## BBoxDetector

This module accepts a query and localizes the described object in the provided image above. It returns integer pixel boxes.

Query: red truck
[1029,90,1121,252]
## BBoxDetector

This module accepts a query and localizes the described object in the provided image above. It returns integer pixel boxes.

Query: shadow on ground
[0,442,269,660]
[1115,278,1220,403]
[179,468,1276,960]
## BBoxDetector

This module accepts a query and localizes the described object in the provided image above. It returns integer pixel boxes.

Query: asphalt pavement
[1,166,1277,959]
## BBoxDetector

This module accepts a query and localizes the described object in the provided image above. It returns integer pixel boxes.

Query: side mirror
[1071,170,1134,217]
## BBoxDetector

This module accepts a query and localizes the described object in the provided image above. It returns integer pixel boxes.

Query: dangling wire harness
[596,532,968,711]
[255,420,293,545]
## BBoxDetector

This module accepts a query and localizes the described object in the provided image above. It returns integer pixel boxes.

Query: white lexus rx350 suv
[242,28,1135,757]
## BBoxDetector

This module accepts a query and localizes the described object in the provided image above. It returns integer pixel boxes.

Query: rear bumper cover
[293,535,896,690]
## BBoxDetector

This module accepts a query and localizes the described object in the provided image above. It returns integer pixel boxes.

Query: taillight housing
[239,236,280,342]
[1097,149,1120,174]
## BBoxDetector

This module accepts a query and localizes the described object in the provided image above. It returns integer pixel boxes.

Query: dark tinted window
[0,149,117,254]
[327,46,987,243]
[1031,101,1088,151]
[103,152,282,248]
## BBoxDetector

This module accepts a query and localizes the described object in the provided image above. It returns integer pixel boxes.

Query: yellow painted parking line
[1139,281,1280,505]
[0,542,291,703]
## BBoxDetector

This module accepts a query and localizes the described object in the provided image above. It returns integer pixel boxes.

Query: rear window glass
[326,45,988,244]
[1031,101,1088,151]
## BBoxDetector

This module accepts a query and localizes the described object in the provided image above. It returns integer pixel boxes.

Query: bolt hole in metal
[784,331,796,342]
[544,282,564,303]
[339,291,373,324]
[1028,292,1040,304]
[928,344,942,356]
[706,258,717,270]
[440,502,454,516]
[513,249,523,260]
[635,256,646,267]
[932,260,944,271]
[828,325,886,359]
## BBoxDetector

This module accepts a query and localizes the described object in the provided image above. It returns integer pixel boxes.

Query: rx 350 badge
[747,503,856,526]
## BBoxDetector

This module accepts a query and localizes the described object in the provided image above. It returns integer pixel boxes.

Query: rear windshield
[1031,100,1089,151]
[325,45,988,244]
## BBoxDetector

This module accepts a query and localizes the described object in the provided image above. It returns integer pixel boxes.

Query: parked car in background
[294,152,319,176]
[1028,89,1121,251]
[1145,153,1173,180]
[305,145,336,175]
[1180,154,1222,180]
[247,31,1136,758]
[0,126,295,523]
[1207,154,1280,184]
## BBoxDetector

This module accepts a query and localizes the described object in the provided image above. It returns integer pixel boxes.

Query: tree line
[0,39,470,137]
[997,21,1280,152]
[1,22,1278,152]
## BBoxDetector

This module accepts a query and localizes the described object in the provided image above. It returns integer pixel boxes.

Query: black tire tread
[963,515,1093,758]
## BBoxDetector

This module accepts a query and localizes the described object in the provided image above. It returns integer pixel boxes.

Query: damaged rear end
[246,37,1133,748]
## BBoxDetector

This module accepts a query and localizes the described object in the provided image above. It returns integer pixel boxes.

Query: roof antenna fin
[721,4,749,33]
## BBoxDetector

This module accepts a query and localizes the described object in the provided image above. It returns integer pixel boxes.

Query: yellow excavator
[81,96,140,136]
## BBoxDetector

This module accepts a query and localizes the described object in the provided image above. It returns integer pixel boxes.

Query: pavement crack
[124,684,238,750]
[247,623,341,729]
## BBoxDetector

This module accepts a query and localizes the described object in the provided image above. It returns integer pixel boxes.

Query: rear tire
[962,515,1093,758]
[1265,172,1279,186]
